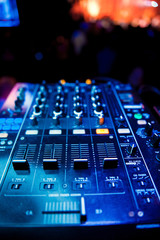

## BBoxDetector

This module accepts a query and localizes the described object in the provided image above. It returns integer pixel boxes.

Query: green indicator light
[134,113,142,119]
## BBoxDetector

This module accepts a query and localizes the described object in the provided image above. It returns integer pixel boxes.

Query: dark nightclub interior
[0,0,160,106]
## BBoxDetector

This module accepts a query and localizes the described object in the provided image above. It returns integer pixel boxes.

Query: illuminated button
[0,132,8,138]
[134,113,142,120]
[14,118,23,123]
[6,118,14,124]
[96,128,109,135]
[25,130,38,135]
[2,125,11,130]
[124,104,143,109]
[73,129,85,134]
[11,125,20,130]
[60,79,66,85]
[137,120,147,125]
[0,118,6,123]
[118,128,130,134]
[49,129,62,135]
[85,79,92,85]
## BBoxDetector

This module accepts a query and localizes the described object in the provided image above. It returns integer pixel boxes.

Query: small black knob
[127,143,137,156]
[36,98,43,106]
[34,105,42,115]
[144,122,153,136]
[95,102,103,113]
[150,133,160,148]
[54,103,61,113]
[75,103,82,113]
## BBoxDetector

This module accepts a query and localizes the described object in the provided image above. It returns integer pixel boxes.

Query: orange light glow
[71,0,160,27]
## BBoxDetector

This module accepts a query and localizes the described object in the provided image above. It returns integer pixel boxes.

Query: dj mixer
[0,78,160,239]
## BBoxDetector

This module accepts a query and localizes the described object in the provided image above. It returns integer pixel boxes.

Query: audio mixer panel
[0,79,160,234]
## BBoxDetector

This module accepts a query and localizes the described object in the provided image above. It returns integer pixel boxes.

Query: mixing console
[0,78,160,238]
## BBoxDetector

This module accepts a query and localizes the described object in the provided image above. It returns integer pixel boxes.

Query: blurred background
[0,0,160,104]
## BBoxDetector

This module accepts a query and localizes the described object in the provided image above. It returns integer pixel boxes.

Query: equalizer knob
[94,102,103,115]
[127,143,137,156]
[33,105,42,116]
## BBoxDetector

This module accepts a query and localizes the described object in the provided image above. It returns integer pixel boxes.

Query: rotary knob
[144,122,153,136]
[150,133,160,148]
[94,102,103,115]
[33,105,42,116]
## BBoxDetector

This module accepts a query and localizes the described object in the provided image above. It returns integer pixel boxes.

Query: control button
[124,104,143,109]
[43,159,58,170]
[0,118,6,123]
[127,143,137,156]
[11,124,20,130]
[2,125,11,131]
[12,159,29,170]
[6,118,14,124]
[137,120,147,125]
[25,130,38,135]
[74,159,88,169]
[49,129,62,135]
[144,122,153,136]
[150,133,160,148]
[143,113,150,119]
[73,129,85,134]
[134,113,142,120]
[117,128,130,134]
[14,118,22,124]
[103,158,118,168]
[96,128,109,135]
[0,132,8,138]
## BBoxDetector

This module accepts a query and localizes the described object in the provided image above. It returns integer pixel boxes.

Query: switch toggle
[127,143,137,156]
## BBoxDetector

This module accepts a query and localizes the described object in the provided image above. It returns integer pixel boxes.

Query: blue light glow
[0,0,20,27]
